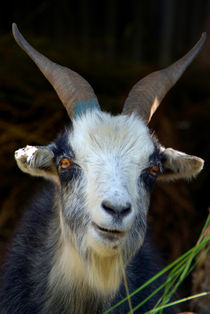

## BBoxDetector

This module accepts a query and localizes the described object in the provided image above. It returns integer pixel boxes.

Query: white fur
[15,145,38,168]
[159,147,204,181]
[70,111,154,252]
[47,111,155,297]
[14,145,59,182]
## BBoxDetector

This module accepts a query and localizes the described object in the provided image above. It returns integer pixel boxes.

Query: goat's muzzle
[92,222,126,238]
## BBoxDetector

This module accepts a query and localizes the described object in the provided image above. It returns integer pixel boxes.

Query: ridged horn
[12,23,100,119]
[123,33,206,123]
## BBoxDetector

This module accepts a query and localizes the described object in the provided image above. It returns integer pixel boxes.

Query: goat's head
[13,24,205,264]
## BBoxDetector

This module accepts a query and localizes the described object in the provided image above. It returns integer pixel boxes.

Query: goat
[0,24,206,313]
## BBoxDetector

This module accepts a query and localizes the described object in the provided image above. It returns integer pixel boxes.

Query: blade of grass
[130,256,193,313]
[104,236,209,313]
[144,292,210,314]
[153,217,210,312]
[119,252,133,314]
[133,245,209,314]
[157,235,210,307]
[103,246,196,313]
[130,274,180,313]
[154,245,209,313]
[104,214,210,314]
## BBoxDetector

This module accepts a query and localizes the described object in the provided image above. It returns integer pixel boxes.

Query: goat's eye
[59,158,72,170]
[148,165,160,176]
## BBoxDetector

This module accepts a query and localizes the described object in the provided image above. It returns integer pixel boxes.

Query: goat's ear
[158,147,204,181]
[15,145,58,182]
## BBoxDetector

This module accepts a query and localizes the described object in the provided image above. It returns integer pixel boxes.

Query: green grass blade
[104,214,210,314]
[144,292,210,313]
[157,236,210,307]
[103,246,195,313]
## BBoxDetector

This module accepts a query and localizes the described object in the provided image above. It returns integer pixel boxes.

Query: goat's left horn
[123,33,206,123]
[12,23,100,119]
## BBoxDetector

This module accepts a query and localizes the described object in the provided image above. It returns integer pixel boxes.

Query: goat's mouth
[92,222,126,238]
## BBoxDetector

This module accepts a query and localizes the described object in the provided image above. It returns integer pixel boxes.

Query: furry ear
[158,147,204,181]
[15,145,58,182]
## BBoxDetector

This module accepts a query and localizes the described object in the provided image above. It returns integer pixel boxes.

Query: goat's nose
[101,200,132,218]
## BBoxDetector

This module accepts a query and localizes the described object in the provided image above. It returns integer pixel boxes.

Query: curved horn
[123,33,206,123]
[12,23,100,119]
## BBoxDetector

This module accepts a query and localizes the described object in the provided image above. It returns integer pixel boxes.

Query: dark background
[0,0,210,312]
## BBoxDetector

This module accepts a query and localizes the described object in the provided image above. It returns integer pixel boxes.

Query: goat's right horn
[123,32,206,123]
[12,23,100,119]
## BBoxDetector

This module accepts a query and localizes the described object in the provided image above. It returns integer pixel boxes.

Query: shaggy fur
[0,186,172,313]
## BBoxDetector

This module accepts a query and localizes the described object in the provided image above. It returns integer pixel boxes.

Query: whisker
[119,250,133,314]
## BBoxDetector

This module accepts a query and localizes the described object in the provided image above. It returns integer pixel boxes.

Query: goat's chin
[87,226,126,257]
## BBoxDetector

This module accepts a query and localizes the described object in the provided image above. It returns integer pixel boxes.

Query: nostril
[101,200,132,218]
[102,200,116,215]
[122,202,132,216]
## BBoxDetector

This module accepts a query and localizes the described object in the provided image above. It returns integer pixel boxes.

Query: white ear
[158,147,204,181]
[15,145,59,182]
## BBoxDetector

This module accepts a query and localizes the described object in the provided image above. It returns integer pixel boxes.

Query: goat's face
[15,111,158,260]
[61,112,157,258]
[15,107,203,263]
[13,24,205,265]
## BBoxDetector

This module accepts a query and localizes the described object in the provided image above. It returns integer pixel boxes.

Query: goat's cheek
[137,181,151,213]
[85,182,105,221]
[89,205,113,229]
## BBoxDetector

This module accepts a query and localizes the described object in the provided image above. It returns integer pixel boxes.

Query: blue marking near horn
[73,98,100,118]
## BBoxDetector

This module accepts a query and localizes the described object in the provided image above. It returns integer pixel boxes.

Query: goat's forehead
[69,112,155,163]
